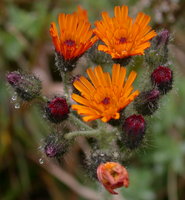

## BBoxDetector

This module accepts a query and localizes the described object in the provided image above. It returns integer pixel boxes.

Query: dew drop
[15,103,20,109]
[39,158,44,164]
[12,94,17,101]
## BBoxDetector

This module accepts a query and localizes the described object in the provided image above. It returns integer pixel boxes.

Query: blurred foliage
[1,0,185,199]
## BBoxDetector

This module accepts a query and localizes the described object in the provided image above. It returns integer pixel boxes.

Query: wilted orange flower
[94,5,157,59]
[97,162,129,195]
[71,64,139,122]
[50,7,98,60]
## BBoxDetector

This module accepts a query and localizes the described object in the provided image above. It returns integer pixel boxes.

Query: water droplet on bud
[15,103,20,109]
[39,158,44,164]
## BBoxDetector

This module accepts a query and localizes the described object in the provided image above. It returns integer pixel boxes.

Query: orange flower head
[49,7,98,60]
[97,162,129,195]
[94,5,157,59]
[72,64,139,122]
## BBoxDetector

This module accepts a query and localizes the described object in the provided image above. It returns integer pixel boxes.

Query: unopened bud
[145,29,170,67]
[134,89,160,116]
[151,66,173,94]
[45,97,70,123]
[122,114,146,149]
[156,29,170,48]
[6,71,41,101]
[43,134,69,158]
[88,40,112,65]
[97,162,129,195]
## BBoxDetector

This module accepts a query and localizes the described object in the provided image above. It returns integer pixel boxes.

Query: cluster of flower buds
[6,71,42,101]
[6,5,175,196]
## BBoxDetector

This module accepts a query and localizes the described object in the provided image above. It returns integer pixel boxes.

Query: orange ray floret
[94,5,157,59]
[50,7,98,60]
[71,64,139,122]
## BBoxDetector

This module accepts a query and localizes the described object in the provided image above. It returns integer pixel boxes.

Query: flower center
[101,97,110,105]
[64,39,76,47]
[119,37,127,44]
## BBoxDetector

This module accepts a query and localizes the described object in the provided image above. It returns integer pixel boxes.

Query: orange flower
[71,64,139,122]
[94,5,157,59]
[50,7,98,60]
[97,162,129,195]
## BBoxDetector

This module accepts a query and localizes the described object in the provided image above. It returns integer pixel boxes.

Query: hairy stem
[68,113,93,131]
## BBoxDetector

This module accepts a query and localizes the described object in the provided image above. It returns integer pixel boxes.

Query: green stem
[61,72,70,103]
[65,129,101,139]
[68,113,93,131]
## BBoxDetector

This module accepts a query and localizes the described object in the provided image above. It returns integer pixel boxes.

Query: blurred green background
[1,0,185,199]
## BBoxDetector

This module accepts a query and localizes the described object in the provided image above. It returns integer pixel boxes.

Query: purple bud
[44,134,69,158]
[121,114,146,149]
[156,29,170,47]
[6,71,41,101]
[45,97,70,123]
[134,89,160,116]
[6,71,21,87]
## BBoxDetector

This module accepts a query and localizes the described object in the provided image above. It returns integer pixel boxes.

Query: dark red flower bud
[156,29,170,47]
[43,134,69,158]
[45,97,70,123]
[6,71,42,101]
[97,162,129,195]
[134,89,160,115]
[151,66,173,94]
[122,114,146,149]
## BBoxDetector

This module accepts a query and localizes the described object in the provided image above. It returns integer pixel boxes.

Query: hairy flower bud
[45,97,70,123]
[43,134,69,158]
[6,71,41,101]
[155,29,170,48]
[151,66,173,94]
[88,40,112,65]
[97,162,129,195]
[121,114,146,149]
[145,29,170,67]
[134,89,160,116]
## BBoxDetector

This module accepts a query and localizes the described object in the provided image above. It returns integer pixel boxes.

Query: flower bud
[43,134,69,158]
[45,97,70,123]
[145,29,170,67]
[121,114,146,149]
[134,89,160,116]
[155,29,170,48]
[6,71,42,101]
[88,40,112,65]
[151,66,173,94]
[97,162,129,195]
